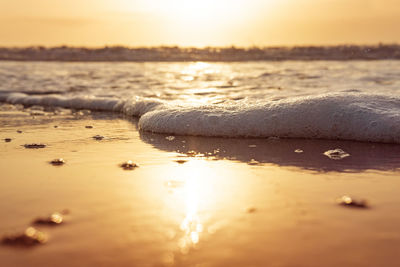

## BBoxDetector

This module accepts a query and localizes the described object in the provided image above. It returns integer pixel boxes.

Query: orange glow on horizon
[0,0,400,47]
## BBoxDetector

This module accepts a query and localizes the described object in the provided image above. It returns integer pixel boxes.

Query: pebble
[120,160,139,170]
[4,138,12,142]
[337,195,368,208]
[17,130,22,133]
[2,227,48,247]
[33,212,64,226]
[23,143,46,149]
[175,160,187,164]
[50,158,65,166]
[92,135,104,140]
[85,125,93,129]
[294,149,304,153]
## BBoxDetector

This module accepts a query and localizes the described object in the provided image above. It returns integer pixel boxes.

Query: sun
[130,0,246,29]
[113,0,262,46]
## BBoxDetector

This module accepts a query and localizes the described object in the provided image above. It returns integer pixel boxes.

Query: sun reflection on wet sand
[178,173,203,254]
[164,159,214,255]
[162,158,237,261]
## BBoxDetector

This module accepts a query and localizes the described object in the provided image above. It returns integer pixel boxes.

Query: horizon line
[1,43,399,50]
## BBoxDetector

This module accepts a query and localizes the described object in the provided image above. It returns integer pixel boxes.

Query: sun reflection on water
[179,62,224,105]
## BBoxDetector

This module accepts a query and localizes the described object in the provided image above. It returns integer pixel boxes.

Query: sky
[0,0,400,47]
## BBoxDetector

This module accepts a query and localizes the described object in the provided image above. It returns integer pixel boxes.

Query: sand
[1,108,400,267]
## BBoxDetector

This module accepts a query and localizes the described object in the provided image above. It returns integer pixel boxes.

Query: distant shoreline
[1,44,400,62]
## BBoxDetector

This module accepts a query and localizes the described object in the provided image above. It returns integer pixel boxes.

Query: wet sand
[1,107,400,267]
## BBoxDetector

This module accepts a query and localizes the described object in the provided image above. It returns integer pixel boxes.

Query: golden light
[115,0,253,46]
[166,0,242,27]
[178,62,223,104]
[158,156,271,257]
[179,172,203,248]
[180,62,211,80]
[177,160,209,253]
[164,159,217,254]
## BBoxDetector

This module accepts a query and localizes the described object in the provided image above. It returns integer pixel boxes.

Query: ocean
[1,60,399,143]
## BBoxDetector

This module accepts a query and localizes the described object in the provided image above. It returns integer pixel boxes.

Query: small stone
[323,148,350,160]
[85,125,93,129]
[2,227,48,247]
[4,138,12,142]
[120,160,138,170]
[33,212,63,226]
[50,158,65,166]
[24,143,46,149]
[175,160,187,164]
[92,135,104,140]
[17,130,22,133]
[294,149,303,153]
[336,195,368,208]
[54,125,58,128]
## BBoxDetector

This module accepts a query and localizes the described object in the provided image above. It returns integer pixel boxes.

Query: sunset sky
[1,0,400,47]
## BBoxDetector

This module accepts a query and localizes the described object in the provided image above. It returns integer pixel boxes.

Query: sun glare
[163,159,217,253]
[130,0,248,44]
[169,0,238,20]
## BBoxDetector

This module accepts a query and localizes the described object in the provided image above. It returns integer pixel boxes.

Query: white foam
[0,92,163,116]
[138,93,400,143]
[1,92,400,144]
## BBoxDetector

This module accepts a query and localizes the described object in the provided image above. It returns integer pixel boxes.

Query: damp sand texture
[1,109,400,267]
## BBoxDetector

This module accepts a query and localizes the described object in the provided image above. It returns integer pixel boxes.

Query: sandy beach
[1,106,400,267]
[2,0,400,265]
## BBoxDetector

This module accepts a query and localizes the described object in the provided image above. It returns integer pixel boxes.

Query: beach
[2,0,400,265]
[1,106,400,267]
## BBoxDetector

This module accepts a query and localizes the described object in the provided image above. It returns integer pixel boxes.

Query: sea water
[0,60,399,143]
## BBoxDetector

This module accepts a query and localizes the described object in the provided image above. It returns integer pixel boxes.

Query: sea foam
[1,92,400,144]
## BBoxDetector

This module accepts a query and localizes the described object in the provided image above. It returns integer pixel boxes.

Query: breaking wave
[1,92,399,144]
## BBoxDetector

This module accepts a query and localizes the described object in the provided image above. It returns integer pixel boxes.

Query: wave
[1,92,400,144]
